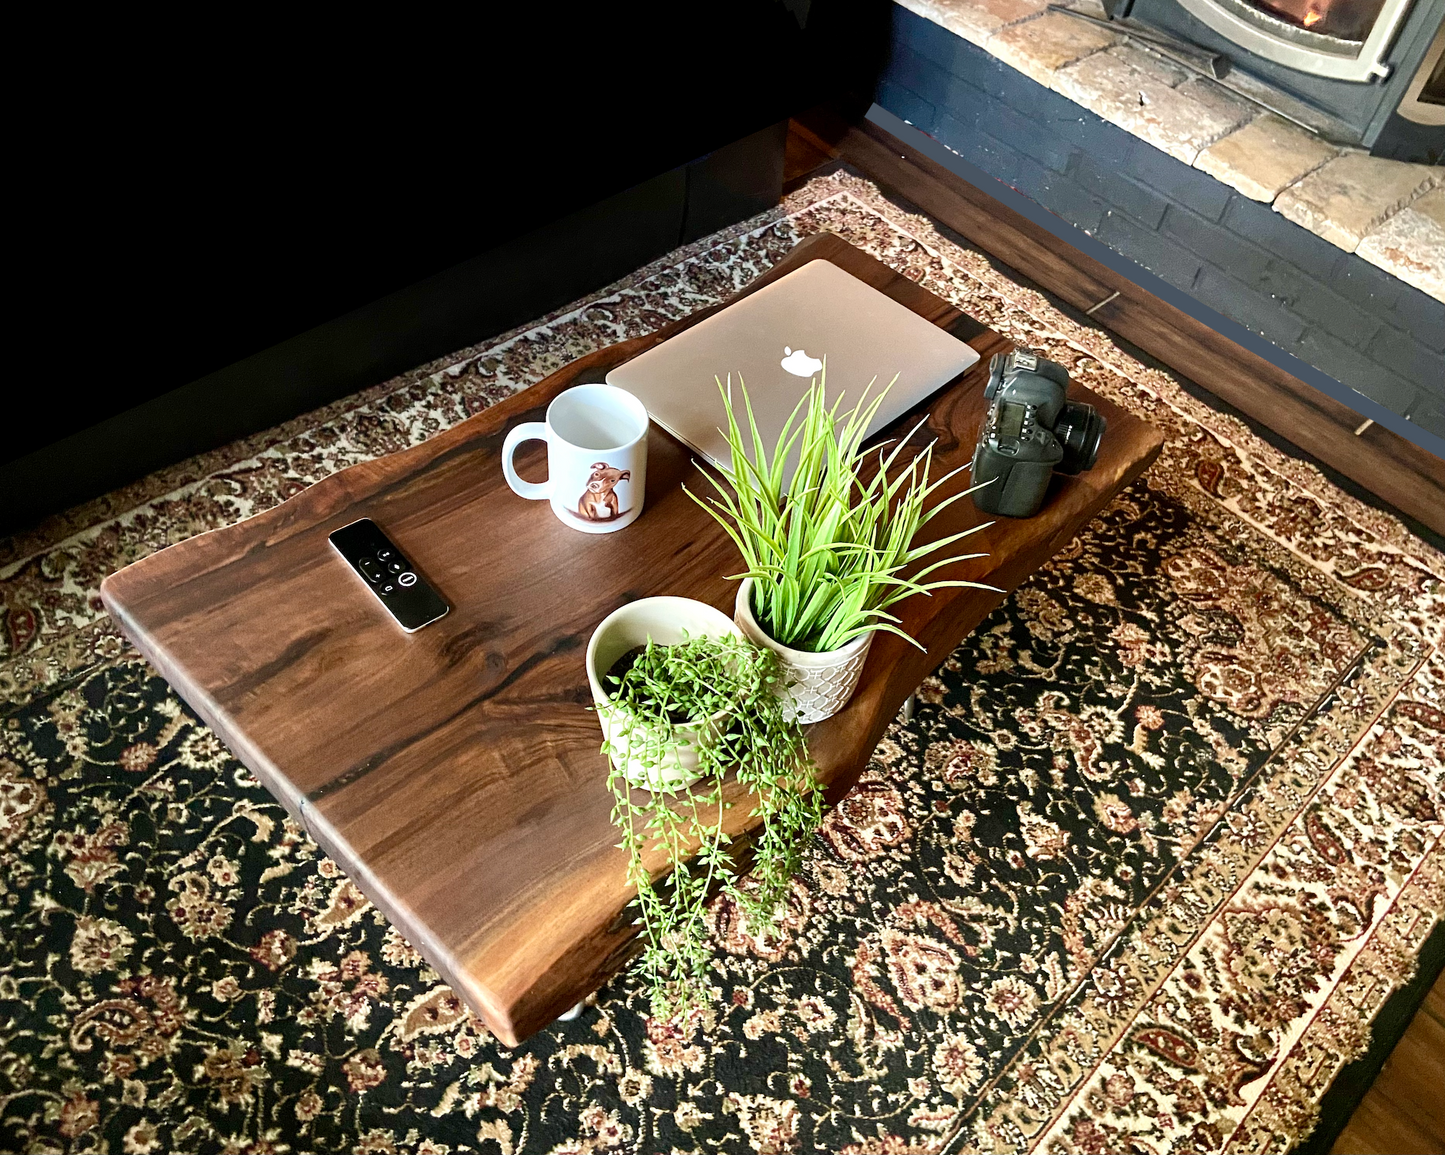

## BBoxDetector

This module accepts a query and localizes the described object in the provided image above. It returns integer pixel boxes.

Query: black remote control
[328,519,449,632]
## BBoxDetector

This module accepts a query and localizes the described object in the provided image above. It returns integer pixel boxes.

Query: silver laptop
[606,259,980,479]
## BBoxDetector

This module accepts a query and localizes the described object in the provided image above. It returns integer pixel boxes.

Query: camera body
[970,350,1105,518]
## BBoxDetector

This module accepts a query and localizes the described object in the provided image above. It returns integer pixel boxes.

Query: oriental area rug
[2,170,1443,1155]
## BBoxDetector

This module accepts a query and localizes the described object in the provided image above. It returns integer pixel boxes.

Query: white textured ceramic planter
[585,596,743,792]
[733,579,873,724]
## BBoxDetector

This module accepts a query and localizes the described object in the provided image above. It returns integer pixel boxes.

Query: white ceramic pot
[733,578,873,725]
[586,596,743,792]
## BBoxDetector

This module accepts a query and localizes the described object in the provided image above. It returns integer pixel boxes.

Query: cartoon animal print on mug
[578,463,631,521]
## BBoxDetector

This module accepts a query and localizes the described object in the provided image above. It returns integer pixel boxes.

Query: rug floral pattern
[1,171,1442,1154]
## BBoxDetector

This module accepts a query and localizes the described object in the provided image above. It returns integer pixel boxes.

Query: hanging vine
[599,633,820,1017]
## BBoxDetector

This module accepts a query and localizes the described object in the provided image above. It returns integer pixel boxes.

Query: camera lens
[1054,403,1105,474]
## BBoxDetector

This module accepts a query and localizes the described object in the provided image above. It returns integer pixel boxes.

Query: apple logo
[780,347,823,378]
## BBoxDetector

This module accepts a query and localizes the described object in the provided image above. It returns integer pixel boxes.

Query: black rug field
[2,172,1443,1155]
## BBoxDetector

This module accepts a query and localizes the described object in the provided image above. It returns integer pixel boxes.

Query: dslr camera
[970,350,1105,518]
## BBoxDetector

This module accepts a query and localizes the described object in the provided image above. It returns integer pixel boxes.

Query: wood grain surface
[100,233,1163,1045]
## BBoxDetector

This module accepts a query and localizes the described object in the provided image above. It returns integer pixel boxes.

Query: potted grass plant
[689,369,996,723]
[585,598,819,1017]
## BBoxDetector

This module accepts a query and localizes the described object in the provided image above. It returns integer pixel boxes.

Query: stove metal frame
[1396,20,1445,121]
[1175,0,1416,78]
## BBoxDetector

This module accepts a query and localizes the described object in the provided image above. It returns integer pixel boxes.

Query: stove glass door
[1249,0,1389,40]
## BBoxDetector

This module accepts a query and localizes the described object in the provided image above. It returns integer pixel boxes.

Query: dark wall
[0,125,788,537]
[876,5,1445,440]
[5,1,890,536]
[23,6,806,435]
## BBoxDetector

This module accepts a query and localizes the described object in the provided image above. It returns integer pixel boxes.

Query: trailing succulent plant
[599,632,819,1018]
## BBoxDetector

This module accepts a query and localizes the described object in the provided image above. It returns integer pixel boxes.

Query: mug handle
[502,422,551,500]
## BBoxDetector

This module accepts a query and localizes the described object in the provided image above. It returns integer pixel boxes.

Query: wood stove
[1113,0,1444,154]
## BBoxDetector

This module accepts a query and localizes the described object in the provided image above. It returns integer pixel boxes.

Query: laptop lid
[605,259,980,478]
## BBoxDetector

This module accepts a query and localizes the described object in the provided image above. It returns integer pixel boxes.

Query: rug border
[1291,917,1445,1155]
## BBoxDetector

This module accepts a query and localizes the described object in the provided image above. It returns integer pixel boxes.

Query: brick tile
[1275,154,1439,253]
[894,0,943,25]
[937,83,1007,137]
[971,57,1079,127]
[1272,267,1382,348]
[1032,104,1131,171]
[1295,328,1420,414]
[989,11,1121,86]
[997,105,1078,171]
[1074,154,1169,229]
[1390,285,1445,352]
[893,0,966,69]
[1161,205,1272,284]
[1367,326,1445,393]
[1191,265,1307,347]
[1224,195,1341,282]
[1356,187,1445,304]
[1098,42,1192,85]
[1097,210,1204,289]
[1249,260,1312,311]
[1411,393,1445,439]
[1329,254,1403,314]
[940,68,991,112]
[884,44,957,109]
[1175,78,1255,137]
[941,83,1081,179]
[876,80,940,135]
[1054,46,1252,165]
[1195,115,1340,204]
[934,110,1024,183]
[1127,144,1234,221]
[895,0,947,22]
[932,0,1052,48]
[962,47,1033,102]
[1016,157,1106,233]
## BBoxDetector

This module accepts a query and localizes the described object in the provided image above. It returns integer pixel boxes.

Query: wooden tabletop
[100,234,1163,1045]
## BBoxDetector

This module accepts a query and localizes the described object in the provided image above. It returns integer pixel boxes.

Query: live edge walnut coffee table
[101,235,1163,1046]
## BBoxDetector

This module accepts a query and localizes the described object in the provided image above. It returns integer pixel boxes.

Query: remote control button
[388,560,406,573]
[398,572,418,587]
[376,547,395,559]
[379,582,397,596]
[357,558,382,582]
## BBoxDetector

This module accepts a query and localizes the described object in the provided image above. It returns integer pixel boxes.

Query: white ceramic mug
[501,384,649,534]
